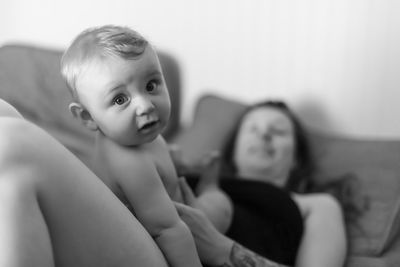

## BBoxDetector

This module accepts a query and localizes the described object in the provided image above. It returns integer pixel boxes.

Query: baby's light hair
[61,25,148,99]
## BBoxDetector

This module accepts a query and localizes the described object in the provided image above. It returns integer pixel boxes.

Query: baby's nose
[135,97,155,116]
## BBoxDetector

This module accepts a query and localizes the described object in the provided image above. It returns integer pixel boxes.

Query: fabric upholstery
[310,133,400,256]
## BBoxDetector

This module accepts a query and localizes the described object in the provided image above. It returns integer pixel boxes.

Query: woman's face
[233,106,296,186]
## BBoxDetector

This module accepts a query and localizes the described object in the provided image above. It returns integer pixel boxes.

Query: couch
[1,44,399,267]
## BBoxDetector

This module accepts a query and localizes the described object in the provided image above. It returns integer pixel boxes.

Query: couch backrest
[0,44,181,167]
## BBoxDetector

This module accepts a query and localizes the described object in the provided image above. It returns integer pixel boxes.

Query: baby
[61,25,201,267]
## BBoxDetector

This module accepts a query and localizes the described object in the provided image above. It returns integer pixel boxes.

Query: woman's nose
[259,129,272,141]
[135,97,155,116]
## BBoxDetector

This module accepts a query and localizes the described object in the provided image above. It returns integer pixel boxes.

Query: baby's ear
[68,102,98,131]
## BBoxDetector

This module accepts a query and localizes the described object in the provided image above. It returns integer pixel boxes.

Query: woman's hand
[168,144,221,183]
[168,144,191,176]
[176,178,292,267]
[174,178,233,266]
[196,150,221,194]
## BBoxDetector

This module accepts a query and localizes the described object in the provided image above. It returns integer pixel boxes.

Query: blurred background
[1,0,399,139]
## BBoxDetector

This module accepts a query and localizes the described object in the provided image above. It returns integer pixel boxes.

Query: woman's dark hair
[220,100,367,222]
[220,100,315,193]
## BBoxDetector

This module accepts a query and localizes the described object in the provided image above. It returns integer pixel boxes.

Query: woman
[174,101,348,267]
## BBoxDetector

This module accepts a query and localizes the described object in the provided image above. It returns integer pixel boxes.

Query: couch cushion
[173,93,400,259]
[345,255,388,267]
[309,133,400,256]
[0,44,95,166]
[171,94,246,167]
[344,168,400,256]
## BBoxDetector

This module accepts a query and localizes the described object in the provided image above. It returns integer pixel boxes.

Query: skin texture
[69,45,201,267]
[70,46,171,146]
[0,99,169,267]
[0,95,346,267]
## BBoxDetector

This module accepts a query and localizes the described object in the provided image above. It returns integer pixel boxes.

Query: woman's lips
[248,145,275,157]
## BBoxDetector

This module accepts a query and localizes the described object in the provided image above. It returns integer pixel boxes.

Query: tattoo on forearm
[218,243,290,267]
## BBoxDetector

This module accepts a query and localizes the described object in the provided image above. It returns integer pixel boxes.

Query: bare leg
[0,99,23,118]
[0,171,54,267]
[0,101,168,267]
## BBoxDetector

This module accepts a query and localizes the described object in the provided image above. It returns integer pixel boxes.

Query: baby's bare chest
[93,142,179,200]
[151,152,180,200]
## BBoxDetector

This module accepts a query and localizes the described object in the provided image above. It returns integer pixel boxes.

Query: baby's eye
[146,80,158,93]
[113,94,129,105]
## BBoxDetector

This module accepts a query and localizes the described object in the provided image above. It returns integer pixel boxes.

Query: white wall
[1,0,399,139]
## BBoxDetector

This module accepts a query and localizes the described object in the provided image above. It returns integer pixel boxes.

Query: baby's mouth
[138,120,159,132]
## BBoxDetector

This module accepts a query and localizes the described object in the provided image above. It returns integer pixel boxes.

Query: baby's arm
[109,151,202,267]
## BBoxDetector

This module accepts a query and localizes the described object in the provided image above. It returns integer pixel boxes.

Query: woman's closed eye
[249,125,289,137]
[112,94,130,105]
[270,128,289,136]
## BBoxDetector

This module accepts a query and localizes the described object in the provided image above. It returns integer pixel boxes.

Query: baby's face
[75,46,171,146]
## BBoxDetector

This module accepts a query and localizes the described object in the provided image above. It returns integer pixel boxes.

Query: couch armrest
[346,255,388,267]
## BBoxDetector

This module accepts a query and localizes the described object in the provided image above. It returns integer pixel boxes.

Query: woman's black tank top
[220,178,304,266]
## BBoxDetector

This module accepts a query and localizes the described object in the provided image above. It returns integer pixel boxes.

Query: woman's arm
[176,178,289,267]
[293,193,347,267]
[196,188,233,233]
[170,148,233,233]
[174,201,289,267]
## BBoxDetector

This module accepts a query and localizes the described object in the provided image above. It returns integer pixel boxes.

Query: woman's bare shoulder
[292,193,342,217]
